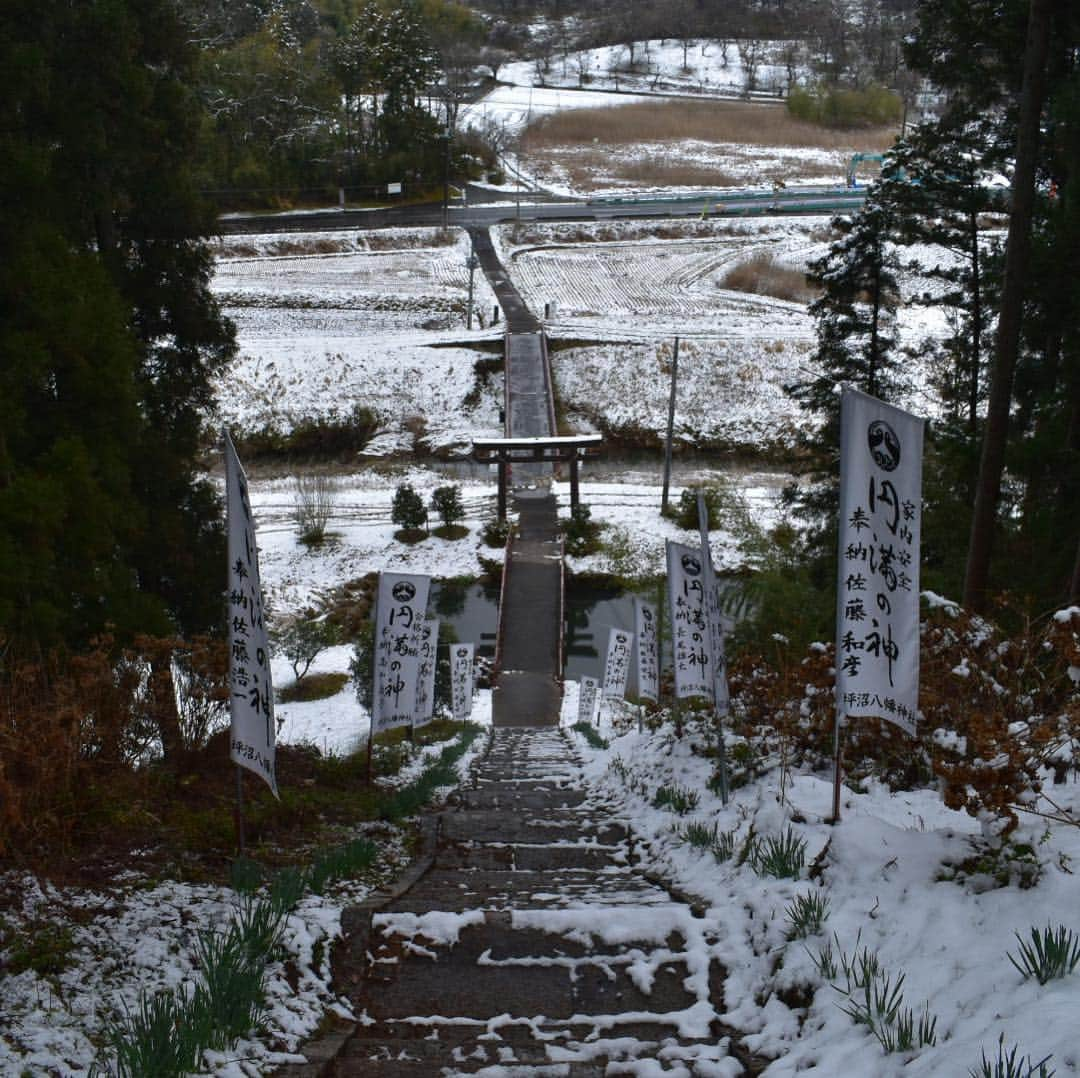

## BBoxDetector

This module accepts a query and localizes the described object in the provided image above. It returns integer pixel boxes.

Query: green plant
[92,989,204,1078]
[278,670,349,703]
[230,857,264,895]
[970,1034,1055,1078]
[271,616,341,680]
[573,722,608,749]
[192,924,269,1050]
[268,866,307,916]
[480,517,511,547]
[308,838,378,895]
[805,937,838,980]
[5,923,75,977]
[391,483,428,534]
[749,827,807,879]
[1007,923,1080,985]
[562,504,603,556]
[653,783,700,815]
[838,969,937,1053]
[430,484,465,528]
[785,889,831,939]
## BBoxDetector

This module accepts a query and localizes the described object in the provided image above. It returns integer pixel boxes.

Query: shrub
[392,483,428,534]
[278,671,349,703]
[271,616,340,681]
[293,474,337,546]
[481,517,512,547]
[1007,924,1080,985]
[563,504,603,556]
[430,484,465,528]
[786,82,903,128]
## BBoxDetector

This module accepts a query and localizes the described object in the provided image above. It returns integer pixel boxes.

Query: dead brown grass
[720,251,818,304]
[521,99,897,152]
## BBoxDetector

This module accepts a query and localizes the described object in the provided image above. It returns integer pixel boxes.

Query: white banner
[224,431,277,797]
[578,676,599,725]
[697,491,730,714]
[666,540,715,701]
[602,628,634,699]
[413,618,440,728]
[836,387,924,736]
[373,572,431,734]
[450,643,474,722]
[634,599,660,704]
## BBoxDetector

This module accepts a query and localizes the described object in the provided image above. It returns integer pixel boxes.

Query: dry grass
[720,251,818,304]
[521,99,897,151]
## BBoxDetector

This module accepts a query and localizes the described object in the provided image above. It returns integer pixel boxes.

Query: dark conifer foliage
[0,0,236,654]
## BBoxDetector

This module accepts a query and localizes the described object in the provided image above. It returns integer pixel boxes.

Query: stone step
[390,868,674,912]
[439,811,628,845]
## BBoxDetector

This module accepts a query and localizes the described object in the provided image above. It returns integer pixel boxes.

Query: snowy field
[212,228,502,457]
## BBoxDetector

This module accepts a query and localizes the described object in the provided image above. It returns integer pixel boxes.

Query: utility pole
[466,249,479,329]
[661,336,679,512]
[442,127,451,230]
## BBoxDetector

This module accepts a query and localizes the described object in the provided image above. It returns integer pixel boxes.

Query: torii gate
[471,434,603,521]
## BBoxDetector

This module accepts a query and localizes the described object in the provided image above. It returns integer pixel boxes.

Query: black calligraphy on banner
[602,629,634,700]
[412,618,440,729]
[373,572,431,734]
[666,540,714,701]
[224,431,278,797]
[835,389,924,736]
[578,677,599,725]
[696,491,730,714]
[450,643,474,722]
[634,599,659,704]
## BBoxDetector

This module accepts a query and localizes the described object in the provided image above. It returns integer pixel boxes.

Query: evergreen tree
[784,187,904,560]
[1,0,237,654]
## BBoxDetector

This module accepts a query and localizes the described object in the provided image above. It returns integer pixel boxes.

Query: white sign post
[413,618,440,730]
[634,599,660,704]
[833,387,924,819]
[373,572,431,739]
[602,628,634,701]
[666,540,715,700]
[578,676,600,726]
[697,492,729,714]
[450,643,475,722]
[225,431,278,807]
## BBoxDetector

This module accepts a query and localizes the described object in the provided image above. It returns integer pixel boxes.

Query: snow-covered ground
[560,708,1080,1078]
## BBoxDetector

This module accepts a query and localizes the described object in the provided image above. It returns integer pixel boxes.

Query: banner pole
[234,765,246,854]
[715,708,730,806]
[830,706,843,823]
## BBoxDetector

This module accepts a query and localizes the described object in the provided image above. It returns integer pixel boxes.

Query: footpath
[314,728,752,1075]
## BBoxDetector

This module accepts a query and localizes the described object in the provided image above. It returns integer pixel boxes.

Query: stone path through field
[322,727,754,1076]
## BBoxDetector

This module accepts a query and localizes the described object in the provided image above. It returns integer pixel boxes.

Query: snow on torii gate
[471,434,603,521]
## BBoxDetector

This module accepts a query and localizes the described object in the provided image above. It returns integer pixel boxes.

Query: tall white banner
[602,628,634,699]
[224,431,277,797]
[634,599,660,704]
[373,572,431,734]
[578,676,599,725]
[666,540,715,700]
[836,387,924,736]
[697,492,730,714]
[450,643,475,722]
[413,618,440,728]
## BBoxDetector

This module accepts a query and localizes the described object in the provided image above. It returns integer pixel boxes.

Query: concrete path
[492,490,563,727]
[325,728,756,1075]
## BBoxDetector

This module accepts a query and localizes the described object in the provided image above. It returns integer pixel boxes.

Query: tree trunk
[968,206,982,437]
[962,0,1052,613]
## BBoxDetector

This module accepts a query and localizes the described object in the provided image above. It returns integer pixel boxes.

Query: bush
[785,889,830,939]
[749,827,807,879]
[293,475,337,546]
[481,517,511,547]
[653,783,700,815]
[271,616,340,680]
[431,484,465,528]
[392,483,428,534]
[786,82,903,128]
[236,405,379,460]
[562,504,603,556]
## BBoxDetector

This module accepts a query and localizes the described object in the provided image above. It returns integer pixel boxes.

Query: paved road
[219,185,866,235]
[319,728,760,1075]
